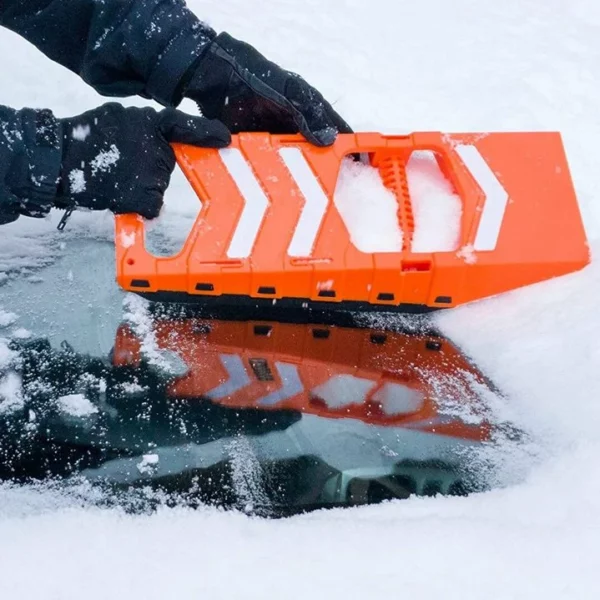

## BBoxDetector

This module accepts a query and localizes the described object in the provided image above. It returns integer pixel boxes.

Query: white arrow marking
[258,362,304,406]
[455,144,509,252]
[279,148,329,257]
[220,148,270,259]
[206,354,251,400]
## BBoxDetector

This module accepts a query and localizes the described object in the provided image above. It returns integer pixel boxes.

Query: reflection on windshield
[1,314,500,515]
[0,239,506,516]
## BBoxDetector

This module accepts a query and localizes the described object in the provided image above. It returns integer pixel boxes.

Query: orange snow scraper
[115,131,589,312]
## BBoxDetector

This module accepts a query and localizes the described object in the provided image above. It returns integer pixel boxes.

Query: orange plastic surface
[112,319,491,441]
[115,132,589,310]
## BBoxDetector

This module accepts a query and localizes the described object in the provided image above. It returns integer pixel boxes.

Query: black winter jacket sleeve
[0,0,216,107]
[0,0,216,225]
[0,105,62,225]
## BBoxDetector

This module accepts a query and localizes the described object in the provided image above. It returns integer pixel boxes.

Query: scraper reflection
[1,316,498,516]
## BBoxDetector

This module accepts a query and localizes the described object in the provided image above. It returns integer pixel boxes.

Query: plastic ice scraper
[114,132,589,313]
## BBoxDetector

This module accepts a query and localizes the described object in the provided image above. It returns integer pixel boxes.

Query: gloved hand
[182,33,352,147]
[57,103,231,219]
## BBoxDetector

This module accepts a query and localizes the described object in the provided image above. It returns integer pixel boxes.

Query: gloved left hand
[56,103,231,219]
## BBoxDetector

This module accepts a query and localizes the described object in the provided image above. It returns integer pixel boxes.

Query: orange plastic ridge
[114,132,589,311]
[377,154,414,251]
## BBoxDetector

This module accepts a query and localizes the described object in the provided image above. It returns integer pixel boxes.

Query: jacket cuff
[0,209,19,225]
[18,108,62,204]
[145,27,216,107]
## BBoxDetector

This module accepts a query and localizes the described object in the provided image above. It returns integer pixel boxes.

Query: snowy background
[1,0,600,598]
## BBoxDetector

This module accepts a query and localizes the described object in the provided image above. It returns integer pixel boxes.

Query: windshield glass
[1,236,504,517]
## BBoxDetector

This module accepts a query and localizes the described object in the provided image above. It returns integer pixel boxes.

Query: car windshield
[0,236,504,517]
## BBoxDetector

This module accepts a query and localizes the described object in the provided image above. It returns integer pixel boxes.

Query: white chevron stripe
[206,354,251,400]
[279,148,329,257]
[220,149,270,259]
[258,363,304,406]
[455,144,509,251]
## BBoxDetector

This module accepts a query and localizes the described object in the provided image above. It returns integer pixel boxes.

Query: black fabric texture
[0,104,63,224]
[185,33,353,146]
[0,0,216,106]
[57,103,230,219]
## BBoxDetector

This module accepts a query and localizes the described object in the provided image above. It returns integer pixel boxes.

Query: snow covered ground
[1,0,600,598]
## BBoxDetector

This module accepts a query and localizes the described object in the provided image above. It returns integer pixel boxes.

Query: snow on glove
[182,33,352,146]
[57,103,231,219]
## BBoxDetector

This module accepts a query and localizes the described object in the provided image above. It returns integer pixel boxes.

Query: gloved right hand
[56,103,231,219]
[182,33,352,147]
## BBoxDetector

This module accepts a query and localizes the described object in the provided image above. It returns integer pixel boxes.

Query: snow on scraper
[114,131,589,313]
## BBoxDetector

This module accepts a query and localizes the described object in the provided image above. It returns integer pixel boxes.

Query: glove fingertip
[310,125,338,147]
[326,107,354,136]
[141,204,163,221]
[144,190,165,220]
[306,102,352,146]
[203,119,232,148]
[160,109,231,148]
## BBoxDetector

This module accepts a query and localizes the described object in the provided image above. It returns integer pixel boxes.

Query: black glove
[57,103,231,219]
[182,33,352,147]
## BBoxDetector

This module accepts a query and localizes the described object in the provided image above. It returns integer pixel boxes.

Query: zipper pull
[57,206,75,231]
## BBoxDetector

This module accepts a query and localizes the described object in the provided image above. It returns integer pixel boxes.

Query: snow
[0,372,23,415]
[90,144,120,176]
[0,340,13,370]
[137,453,160,475]
[118,380,147,395]
[119,230,137,249]
[457,244,478,265]
[0,310,17,328]
[229,437,271,513]
[10,328,31,340]
[71,124,91,141]
[315,378,426,418]
[121,294,167,368]
[316,279,334,291]
[122,293,187,375]
[56,394,98,418]
[312,375,377,409]
[372,383,425,416]
[334,159,403,252]
[68,168,86,194]
[407,152,462,252]
[1,0,600,598]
